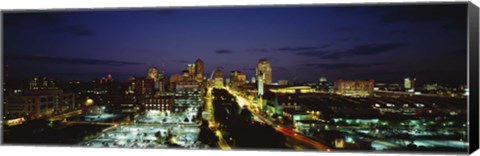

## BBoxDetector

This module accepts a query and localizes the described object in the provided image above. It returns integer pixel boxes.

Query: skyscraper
[213,67,224,88]
[194,58,204,81]
[258,74,264,96]
[147,67,160,80]
[256,59,272,84]
[188,64,195,77]
[404,77,416,92]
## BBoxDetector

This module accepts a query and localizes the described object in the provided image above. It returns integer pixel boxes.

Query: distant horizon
[3,66,467,87]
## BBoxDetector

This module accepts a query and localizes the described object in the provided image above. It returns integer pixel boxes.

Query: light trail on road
[205,87,231,150]
[226,88,331,151]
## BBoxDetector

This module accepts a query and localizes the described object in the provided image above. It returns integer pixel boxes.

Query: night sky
[2,3,468,85]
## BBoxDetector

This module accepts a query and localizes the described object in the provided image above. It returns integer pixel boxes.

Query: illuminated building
[194,58,204,81]
[147,67,160,80]
[100,95,136,113]
[174,89,202,112]
[145,67,168,94]
[320,76,327,83]
[404,77,416,92]
[188,64,195,77]
[29,77,57,90]
[257,74,264,96]
[251,76,256,83]
[4,89,75,119]
[127,76,155,97]
[256,59,272,84]
[237,74,246,82]
[88,74,124,95]
[316,77,331,93]
[168,62,203,92]
[228,70,247,89]
[278,80,289,85]
[175,83,199,91]
[169,74,183,91]
[226,78,230,87]
[230,70,240,83]
[96,74,114,84]
[335,79,374,97]
[213,68,224,88]
[269,85,315,94]
[182,70,190,79]
[142,95,174,112]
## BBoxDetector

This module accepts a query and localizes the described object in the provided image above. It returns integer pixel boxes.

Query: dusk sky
[3,3,468,85]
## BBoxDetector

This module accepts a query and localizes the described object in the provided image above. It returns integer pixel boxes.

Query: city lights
[2,4,474,154]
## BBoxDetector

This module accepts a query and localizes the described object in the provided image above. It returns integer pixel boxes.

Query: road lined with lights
[48,110,83,121]
[226,88,331,151]
[205,87,232,150]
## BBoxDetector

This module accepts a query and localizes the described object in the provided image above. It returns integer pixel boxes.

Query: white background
[0,0,479,156]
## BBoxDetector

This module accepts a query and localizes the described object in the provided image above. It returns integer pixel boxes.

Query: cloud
[381,5,466,30]
[5,12,93,36]
[324,43,406,59]
[215,49,233,54]
[296,51,329,57]
[318,43,334,49]
[275,46,318,52]
[334,27,361,33]
[304,62,390,70]
[249,48,269,53]
[269,44,334,52]
[296,43,406,59]
[171,60,192,63]
[6,54,144,66]
[54,24,94,36]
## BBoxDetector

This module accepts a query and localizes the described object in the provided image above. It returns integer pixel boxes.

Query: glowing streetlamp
[85,98,94,106]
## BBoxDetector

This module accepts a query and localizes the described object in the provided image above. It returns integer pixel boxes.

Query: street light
[85,98,94,106]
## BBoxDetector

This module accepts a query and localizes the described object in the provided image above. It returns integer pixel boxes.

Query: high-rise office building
[404,77,416,92]
[194,58,204,81]
[230,70,240,82]
[258,75,264,96]
[213,68,224,88]
[213,68,223,79]
[188,64,195,77]
[147,67,160,80]
[256,59,272,84]
[146,67,167,94]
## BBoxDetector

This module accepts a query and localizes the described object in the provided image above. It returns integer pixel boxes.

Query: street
[225,88,331,151]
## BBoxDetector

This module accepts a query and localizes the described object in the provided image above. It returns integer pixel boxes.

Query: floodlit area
[83,114,122,122]
[82,124,201,148]
[82,108,202,149]
[136,108,198,124]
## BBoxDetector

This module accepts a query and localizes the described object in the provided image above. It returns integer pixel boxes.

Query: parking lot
[82,109,202,149]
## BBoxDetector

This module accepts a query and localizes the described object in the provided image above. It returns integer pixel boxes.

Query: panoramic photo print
[1,3,473,153]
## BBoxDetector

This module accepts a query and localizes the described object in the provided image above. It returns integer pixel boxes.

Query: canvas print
[1,2,476,154]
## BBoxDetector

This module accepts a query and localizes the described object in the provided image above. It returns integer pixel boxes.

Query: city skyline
[2,3,474,153]
[3,4,468,85]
